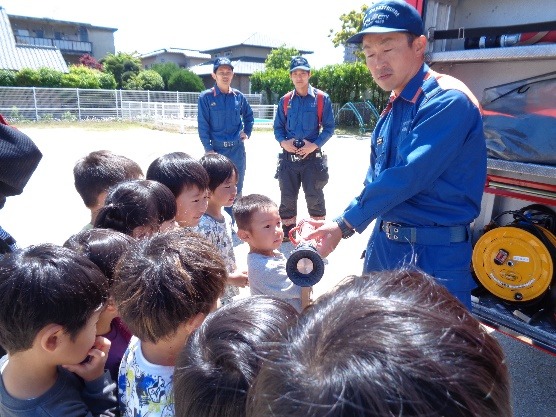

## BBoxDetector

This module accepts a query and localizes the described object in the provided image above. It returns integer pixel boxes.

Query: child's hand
[228,270,249,287]
[62,336,111,382]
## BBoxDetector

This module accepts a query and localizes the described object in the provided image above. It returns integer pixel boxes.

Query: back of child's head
[94,179,176,236]
[233,194,278,232]
[247,269,512,417]
[146,152,209,197]
[0,244,108,354]
[174,296,298,417]
[200,153,238,192]
[63,228,135,287]
[112,228,227,344]
[73,150,143,209]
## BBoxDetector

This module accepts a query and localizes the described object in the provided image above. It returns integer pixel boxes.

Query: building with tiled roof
[187,32,313,93]
[140,48,211,70]
[1,6,117,69]
[0,6,68,72]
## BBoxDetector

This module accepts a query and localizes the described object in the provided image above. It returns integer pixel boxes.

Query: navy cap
[347,0,424,44]
[213,57,234,72]
[289,56,311,73]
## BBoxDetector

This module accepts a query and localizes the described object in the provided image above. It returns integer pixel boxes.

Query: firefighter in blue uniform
[198,57,254,211]
[274,56,335,240]
[307,0,487,309]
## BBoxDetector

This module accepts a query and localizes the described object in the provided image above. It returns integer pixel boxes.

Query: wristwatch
[334,216,355,239]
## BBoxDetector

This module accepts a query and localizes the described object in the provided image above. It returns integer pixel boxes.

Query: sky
[1,0,369,68]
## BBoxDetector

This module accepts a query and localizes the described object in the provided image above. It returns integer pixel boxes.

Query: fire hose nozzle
[286,220,326,287]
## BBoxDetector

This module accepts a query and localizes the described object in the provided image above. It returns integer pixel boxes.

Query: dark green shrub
[38,67,63,87]
[0,70,16,86]
[168,69,204,92]
[124,70,164,91]
[15,68,41,87]
[151,62,180,90]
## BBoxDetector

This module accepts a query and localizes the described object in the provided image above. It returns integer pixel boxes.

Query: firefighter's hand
[240,131,249,141]
[281,139,298,153]
[304,220,342,258]
[297,141,318,158]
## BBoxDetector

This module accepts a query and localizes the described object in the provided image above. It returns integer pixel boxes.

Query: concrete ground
[2,124,555,416]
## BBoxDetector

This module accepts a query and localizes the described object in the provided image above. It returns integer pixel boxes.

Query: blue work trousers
[364,218,476,310]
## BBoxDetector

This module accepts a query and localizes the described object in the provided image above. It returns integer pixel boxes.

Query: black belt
[380,221,468,245]
[215,140,240,148]
[284,150,323,162]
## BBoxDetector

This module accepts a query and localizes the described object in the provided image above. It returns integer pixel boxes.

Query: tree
[265,46,300,70]
[250,46,303,103]
[168,69,204,92]
[328,5,369,49]
[123,70,164,91]
[79,54,103,71]
[250,68,291,104]
[151,62,181,90]
[101,52,142,89]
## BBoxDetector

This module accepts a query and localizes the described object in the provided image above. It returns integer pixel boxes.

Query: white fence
[0,86,263,122]
[121,101,278,132]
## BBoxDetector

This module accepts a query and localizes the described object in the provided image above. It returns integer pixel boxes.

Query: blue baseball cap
[289,56,311,73]
[213,57,234,72]
[347,0,424,44]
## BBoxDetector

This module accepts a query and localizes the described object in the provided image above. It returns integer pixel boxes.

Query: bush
[38,67,63,88]
[98,72,117,89]
[123,70,164,91]
[168,69,204,92]
[151,62,180,90]
[62,66,100,89]
[101,52,142,89]
[15,68,41,87]
[0,70,16,86]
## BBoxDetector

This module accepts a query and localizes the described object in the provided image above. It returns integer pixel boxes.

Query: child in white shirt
[234,194,311,312]
[197,153,249,305]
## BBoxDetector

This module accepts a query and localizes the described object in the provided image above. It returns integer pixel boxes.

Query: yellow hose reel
[473,224,556,303]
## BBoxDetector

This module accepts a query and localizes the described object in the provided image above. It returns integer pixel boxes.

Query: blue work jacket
[273,85,335,149]
[197,85,254,152]
[344,64,487,232]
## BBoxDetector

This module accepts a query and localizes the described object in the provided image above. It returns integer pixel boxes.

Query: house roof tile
[0,6,68,72]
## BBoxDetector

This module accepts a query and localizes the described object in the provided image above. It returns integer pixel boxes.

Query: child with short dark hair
[0,244,117,417]
[234,193,311,312]
[173,296,299,417]
[64,228,135,383]
[197,153,248,304]
[73,150,143,229]
[113,228,227,417]
[247,269,512,417]
[94,179,177,238]
[146,152,210,228]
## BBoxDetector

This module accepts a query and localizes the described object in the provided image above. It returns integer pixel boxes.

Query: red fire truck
[403,0,556,354]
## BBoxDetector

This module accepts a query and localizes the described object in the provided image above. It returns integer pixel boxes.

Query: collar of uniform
[398,63,429,104]
[212,84,237,96]
[293,84,316,99]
